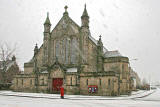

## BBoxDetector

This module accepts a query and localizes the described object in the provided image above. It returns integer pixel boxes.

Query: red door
[52,78,63,91]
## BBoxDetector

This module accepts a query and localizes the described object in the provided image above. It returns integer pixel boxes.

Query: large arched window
[71,37,77,64]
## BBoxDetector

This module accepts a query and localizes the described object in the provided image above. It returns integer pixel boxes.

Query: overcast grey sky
[0,0,160,83]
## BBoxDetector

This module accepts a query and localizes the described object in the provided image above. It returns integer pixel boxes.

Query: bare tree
[0,42,18,83]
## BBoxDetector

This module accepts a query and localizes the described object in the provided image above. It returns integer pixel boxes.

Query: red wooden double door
[52,78,63,91]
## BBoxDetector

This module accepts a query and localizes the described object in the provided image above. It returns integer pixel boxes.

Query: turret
[34,43,38,56]
[81,4,89,28]
[97,35,103,54]
[43,13,51,65]
[97,35,104,72]
[44,12,51,33]
[80,4,90,64]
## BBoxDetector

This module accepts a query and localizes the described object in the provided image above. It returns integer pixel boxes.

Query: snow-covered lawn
[0,88,160,107]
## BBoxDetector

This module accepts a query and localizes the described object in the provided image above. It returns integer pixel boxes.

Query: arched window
[16,78,18,86]
[70,77,72,85]
[62,39,65,63]
[108,79,110,87]
[86,79,88,85]
[41,78,44,85]
[55,40,60,61]
[122,64,126,79]
[71,37,77,64]
[30,79,32,85]
[65,38,70,64]
[22,79,23,86]
[99,78,101,86]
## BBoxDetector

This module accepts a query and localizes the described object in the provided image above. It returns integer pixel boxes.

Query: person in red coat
[60,86,64,99]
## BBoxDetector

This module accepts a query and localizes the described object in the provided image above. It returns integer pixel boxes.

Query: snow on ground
[0,89,153,100]
[135,87,160,101]
[0,88,160,107]
[0,94,160,107]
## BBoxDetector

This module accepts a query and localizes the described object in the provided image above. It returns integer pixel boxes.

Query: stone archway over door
[50,66,64,92]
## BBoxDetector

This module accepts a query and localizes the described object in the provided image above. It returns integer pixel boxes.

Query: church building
[12,5,131,96]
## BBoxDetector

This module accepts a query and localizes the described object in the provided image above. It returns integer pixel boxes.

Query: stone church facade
[12,5,131,96]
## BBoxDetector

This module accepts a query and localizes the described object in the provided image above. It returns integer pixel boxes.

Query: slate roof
[88,35,108,53]
[104,50,123,58]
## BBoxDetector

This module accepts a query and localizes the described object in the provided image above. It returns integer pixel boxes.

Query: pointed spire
[81,4,89,28]
[82,4,89,18]
[44,12,51,25]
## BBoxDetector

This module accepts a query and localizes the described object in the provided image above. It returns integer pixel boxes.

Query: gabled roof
[51,13,80,34]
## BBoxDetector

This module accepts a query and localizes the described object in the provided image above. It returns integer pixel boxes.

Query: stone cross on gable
[99,35,101,38]
[64,5,68,12]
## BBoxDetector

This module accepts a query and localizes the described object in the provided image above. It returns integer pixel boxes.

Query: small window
[70,77,72,85]
[16,79,18,86]
[108,79,111,87]
[76,76,78,85]
[22,79,23,86]
[42,78,44,85]
[86,79,88,85]
[30,79,32,85]
[35,78,36,86]
[99,78,101,86]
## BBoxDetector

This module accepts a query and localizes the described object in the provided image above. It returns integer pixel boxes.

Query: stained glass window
[55,40,60,61]
[71,37,78,64]
[65,38,69,64]
[62,39,65,63]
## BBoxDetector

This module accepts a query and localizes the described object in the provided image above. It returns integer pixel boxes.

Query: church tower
[97,35,104,72]
[80,4,90,64]
[43,12,51,65]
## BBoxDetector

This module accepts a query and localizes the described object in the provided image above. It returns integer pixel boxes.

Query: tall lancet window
[65,38,69,64]
[62,39,65,63]
[55,40,60,61]
[71,37,77,64]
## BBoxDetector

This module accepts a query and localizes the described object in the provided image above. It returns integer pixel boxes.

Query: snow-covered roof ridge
[66,68,77,72]
[88,35,108,53]
[104,50,124,58]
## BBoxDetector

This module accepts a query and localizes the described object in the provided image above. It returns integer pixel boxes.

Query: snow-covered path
[0,89,160,107]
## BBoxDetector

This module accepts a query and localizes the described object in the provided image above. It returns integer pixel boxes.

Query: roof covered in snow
[104,50,123,58]
[41,70,48,73]
[89,35,108,53]
[66,68,77,72]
